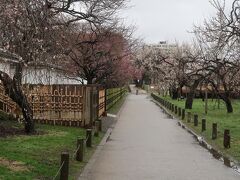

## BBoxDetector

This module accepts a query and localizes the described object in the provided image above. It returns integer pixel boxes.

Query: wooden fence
[106,87,127,111]
[0,85,17,114]
[0,83,126,127]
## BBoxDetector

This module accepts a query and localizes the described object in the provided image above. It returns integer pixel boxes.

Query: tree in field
[193,0,240,113]
[0,0,127,133]
[65,23,138,86]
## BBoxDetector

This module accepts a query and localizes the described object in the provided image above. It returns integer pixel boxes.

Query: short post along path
[81,89,239,180]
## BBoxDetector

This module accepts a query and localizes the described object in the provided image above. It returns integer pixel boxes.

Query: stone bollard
[178,107,182,117]
[194,114,198,126]
[182,109,185,120]
[86,129,92,147]
[60,152,69,180]
[187,112,191,123]
[212,123,217,140]
[76,138,84,162]
[202,119,206,132]
[224,129,230,149]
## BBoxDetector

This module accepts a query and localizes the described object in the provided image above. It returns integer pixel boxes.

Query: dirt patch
[0,125,25,137]
[0,157,30,172]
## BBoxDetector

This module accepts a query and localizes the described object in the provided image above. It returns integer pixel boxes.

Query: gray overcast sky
[120,0,233,44]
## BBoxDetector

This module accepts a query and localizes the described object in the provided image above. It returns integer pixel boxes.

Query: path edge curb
[77,93,129,180]
[151,98,240,175]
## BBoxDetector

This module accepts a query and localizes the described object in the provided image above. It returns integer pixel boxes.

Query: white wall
[22,67,86,85]
[0,60,86,85]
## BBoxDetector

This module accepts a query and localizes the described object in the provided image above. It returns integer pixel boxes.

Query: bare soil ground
[0,157,30,172]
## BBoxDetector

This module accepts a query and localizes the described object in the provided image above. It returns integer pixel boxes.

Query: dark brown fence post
[76,138,84,162]
[60,152,69,180]
[89,87,94,126]
[202,118,206,132]
[182,109,185,120]
[224,129,230,149]
[86,129,92,147]
[97,119,102,132]
[94,121,100,137]
[178,107,181,117]
[103,88,107,116]
[194,114,198,126]
[187,112,191,123]
[212,123,217,140]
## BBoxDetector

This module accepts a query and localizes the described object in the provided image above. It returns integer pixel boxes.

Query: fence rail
[106,87,127,111]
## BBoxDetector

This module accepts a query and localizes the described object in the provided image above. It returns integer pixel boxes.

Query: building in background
[144,41,177,55]
[0,48,84,85]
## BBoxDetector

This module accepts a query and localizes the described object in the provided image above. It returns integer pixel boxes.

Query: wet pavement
[82,92,240,180]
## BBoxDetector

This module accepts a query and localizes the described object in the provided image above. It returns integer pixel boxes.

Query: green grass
[0,121,103,180]
[107,93,127,115]
[158,95,240,163]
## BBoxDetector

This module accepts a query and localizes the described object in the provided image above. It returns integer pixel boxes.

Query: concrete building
[144,41,177,55]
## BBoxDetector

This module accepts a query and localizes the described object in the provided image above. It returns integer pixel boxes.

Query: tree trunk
[185,79,200,109]
[170,86,178,100]
[0,63,34,134]
[87,77,93,84]
[225,98,233,113]
[185,89,194,109]
[221,95,233,113]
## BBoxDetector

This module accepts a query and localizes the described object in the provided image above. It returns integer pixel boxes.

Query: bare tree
[0,0,128,133]
[193,0,240,113]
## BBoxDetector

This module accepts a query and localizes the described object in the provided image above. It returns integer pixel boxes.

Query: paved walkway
[85,93,239,180]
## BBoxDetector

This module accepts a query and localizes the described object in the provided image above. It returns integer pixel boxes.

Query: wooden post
[89,87,94,126]
[178,107,181,117]
[212,123,217,140]
[103,88,107,116]
[86,129,92,147]
[97,119,102,132]
[76,138,84,162]
[205,90,208,114]
[94,121,100,137]
[60,152,69,180]
[187,112,191,123]
[175,106,178,114]
[182,109,185,120]
[202,118,206,132]
[194,114,198,126]
[224,129,230,149]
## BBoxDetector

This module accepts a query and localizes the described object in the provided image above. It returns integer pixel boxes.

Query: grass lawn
[158,95,240,163]
[0,120,103,180]
[107,93,127,115]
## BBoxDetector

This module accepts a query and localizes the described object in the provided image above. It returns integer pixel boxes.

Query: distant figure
[136,89,139,95]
